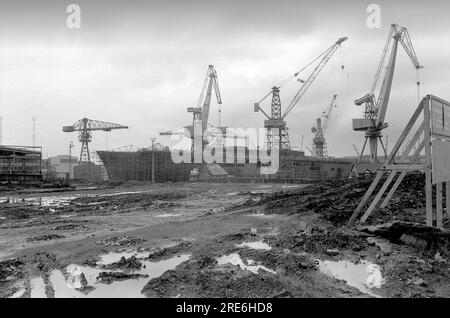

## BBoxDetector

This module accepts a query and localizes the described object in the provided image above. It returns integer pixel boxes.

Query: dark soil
[102,256,142,271]
[97,272,149,284]
[258,172,441,227]
[26,234,65,242]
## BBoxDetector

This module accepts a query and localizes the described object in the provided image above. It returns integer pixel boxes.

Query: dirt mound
[147,241,193,261]
[257,172,432,226]
[238,249,317,276]
[0,205,53,220]
[102,256,142,271]
[141,248,360,298]
[26,234,65,242]
[383,256,450,297]
[72,192,184,209]
[25,253,58,273]
[359,221,450,257]
[267,228,369,255]
[141,254,284,298]
[0,258,25,280]
[52,223,88,231]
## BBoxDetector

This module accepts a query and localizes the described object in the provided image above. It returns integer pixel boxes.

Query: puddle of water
[217,253,276,275]
[76,186,98,191]
[96,190,154,198]
[247,213,277,219]
[281,185,303,189]
[30,275,47,298]
[0,189,155,208]
[41,254,191,298]
[318,260,384,297]
[154,213,182,218]
[236,241,272,250]
[60,214,75,218]
[0,196,76,207]
[250,190,271,194]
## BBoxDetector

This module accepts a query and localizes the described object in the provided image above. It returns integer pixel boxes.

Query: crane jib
[282,38,346,119]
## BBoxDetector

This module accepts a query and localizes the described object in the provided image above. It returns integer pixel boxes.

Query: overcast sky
[1,0,450,158]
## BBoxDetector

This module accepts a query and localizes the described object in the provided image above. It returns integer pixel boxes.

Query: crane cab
[62,126,74,132]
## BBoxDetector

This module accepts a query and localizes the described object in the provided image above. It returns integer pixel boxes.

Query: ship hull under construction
[97,149,355,183]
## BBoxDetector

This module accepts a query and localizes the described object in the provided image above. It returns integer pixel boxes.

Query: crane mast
[353,24,422,169]
[199,65,222,133]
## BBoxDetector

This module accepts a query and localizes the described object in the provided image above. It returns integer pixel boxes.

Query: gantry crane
[352,24,422,172]
[160,65,224,154]
[63,118,128,180]
[311,94,337,158]
[254,37,348,153]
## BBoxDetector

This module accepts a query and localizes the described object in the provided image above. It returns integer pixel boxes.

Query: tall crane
[311,94,337,158]
[353,24,422,170]
[160,65,223,151]
[254,37,348,152]
[63,118,128,180]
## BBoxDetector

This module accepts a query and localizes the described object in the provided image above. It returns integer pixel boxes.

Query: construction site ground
[1,175,450,298]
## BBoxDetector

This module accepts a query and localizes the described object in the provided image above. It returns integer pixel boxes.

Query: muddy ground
[1,174,449,298]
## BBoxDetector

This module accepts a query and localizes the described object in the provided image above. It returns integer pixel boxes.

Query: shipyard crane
[311,94,337,158]
[254,37,348,152]
[352,24,422,171]
[160,65,224,144]
[63,118,128,180]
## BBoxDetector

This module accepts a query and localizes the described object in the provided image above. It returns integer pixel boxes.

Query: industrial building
[0,145,42,183]
[42,155,78,181]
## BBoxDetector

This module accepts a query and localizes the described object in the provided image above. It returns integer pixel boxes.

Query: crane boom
[375,25,423,127]
[322,94,337,134]
[63,118,128,132]
[200,65,222,132]
[282,37,347,119]
[375,34,399,127]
